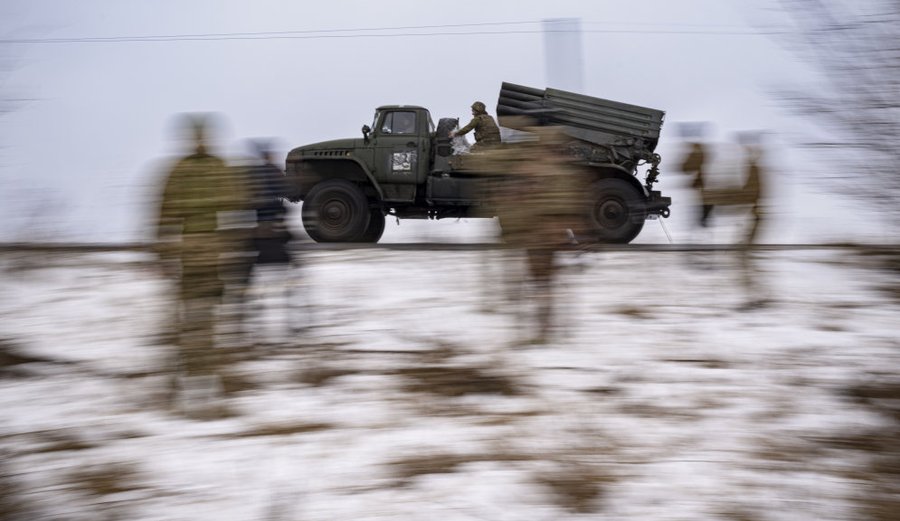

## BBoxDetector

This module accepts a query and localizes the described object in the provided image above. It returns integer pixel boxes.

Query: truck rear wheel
[302,179,371,242]
[589,178,647,243]
[358,209,386,243]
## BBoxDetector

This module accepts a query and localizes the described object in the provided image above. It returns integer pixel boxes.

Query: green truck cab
[285,83,672,243]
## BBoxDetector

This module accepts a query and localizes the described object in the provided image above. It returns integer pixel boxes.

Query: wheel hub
[321,199,350,229]
[595,199,627,229]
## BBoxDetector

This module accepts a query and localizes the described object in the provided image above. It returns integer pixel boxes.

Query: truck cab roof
[375,105,428,111]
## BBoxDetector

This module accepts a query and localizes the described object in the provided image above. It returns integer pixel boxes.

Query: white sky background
[0,0,884,243]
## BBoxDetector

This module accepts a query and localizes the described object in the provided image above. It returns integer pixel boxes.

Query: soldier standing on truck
[450,101,501,151]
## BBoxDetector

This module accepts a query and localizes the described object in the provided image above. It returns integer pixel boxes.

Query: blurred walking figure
[478,120,589,343]
[239,139,300,338]
[678,122,714,232]
[155,113,251,417]
[677,123,770,306]
[680,128,770,308]
[245,139,291,265]
[450,101,501,151]
[734,131,765,246]
[733,131,768,309]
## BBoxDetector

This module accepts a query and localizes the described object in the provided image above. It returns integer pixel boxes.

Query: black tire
[358,209,386,243]
[588,178,647,243]
[302,179,371,242]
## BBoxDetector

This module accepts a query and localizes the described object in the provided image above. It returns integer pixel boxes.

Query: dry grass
[613,306,652,319]
[855,249,900,304]
[0,338,79,378]
[662,358,733,369]
[749,439,831,472]
[393,365,521,397]
[537,463,616,514]
[219,372,260,395]
[0,338,55,373]
[221,422,335,439]
[390,452,531,486]
[617,400,703,420]
[814,380,900,521]
[68,462,143,497]
[717,507,766,521]
[0,461,28,520]
[475,410,545,426]
[818,323,848,332]
[32,433,97,454]
[585,386,623,396]
[296,367,358,387]
[391,451,615,513]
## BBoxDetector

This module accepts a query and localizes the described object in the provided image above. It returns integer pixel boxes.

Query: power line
[3,20,546,43]
[583,20,755,29]
[0,21,776,45]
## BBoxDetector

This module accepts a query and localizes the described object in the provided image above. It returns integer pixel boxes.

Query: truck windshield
[380,111,417,135]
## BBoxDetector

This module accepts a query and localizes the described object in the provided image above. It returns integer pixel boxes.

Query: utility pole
[543,18,584,92]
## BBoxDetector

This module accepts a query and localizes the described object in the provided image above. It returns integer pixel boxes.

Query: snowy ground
[1,245,898,520]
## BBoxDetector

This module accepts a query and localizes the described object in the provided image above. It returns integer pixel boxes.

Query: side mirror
[362,124,371,143]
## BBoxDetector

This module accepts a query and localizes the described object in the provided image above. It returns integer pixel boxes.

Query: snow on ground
[0,246,898,520]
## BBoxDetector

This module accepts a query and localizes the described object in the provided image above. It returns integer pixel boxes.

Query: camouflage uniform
[736,145,766,307]
[741,149,764,245]
[455,101,501,151]
[697,144,765,243]
[475,125,588,341]
[156,116,250,377]
[693,139,767,307]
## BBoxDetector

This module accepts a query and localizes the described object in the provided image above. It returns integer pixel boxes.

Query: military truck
[285,82,671,243]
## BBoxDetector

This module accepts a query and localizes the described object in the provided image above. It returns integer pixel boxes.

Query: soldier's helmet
[172,112,225,154]
[248,138,278,161]
[176,113,206,145]
[471,101,487,114]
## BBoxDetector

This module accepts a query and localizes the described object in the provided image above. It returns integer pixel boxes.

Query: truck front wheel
[588,178,647,243]
[358,209,386,243]
[302,179,371,242]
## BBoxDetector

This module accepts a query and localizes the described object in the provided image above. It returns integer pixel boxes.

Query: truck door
[373,111,429,197]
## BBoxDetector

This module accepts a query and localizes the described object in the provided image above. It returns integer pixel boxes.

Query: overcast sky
[0,0,882,243]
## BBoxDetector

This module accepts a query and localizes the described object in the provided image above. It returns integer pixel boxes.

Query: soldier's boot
[700,204,714,228]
